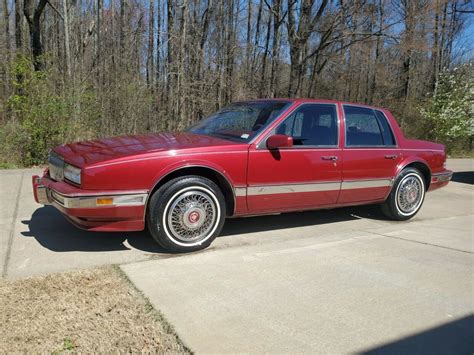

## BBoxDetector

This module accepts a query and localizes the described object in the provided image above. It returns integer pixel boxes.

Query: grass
[0,161,18,169]
[0,266,190,353]
[448,151,474,159]
[61,338,75,351]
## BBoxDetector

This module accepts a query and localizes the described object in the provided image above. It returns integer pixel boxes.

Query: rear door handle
[321,156,338,161]
[384,154,398,160]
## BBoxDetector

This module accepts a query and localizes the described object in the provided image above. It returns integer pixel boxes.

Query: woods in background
[0,0,472,166]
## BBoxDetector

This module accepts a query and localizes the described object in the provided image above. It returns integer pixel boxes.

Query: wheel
[381,167,426,221]
[147,176,226,252]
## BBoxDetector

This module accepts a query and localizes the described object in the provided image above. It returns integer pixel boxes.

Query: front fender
[151,159,237,191]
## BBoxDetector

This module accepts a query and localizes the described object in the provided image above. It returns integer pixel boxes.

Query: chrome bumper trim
[36,185,50,205]
[431,171,453,183]
[50,190,148,208]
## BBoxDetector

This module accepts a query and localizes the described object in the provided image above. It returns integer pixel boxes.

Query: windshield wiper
[210,132,245,141]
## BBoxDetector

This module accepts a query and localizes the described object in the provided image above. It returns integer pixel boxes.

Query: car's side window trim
[373,109,398,147]
[257,103,340,150]
[342,104,399,148]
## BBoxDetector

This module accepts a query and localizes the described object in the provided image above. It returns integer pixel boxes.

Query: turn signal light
[96,198,113,206]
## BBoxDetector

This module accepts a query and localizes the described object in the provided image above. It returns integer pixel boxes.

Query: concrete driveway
[1,160,473,352]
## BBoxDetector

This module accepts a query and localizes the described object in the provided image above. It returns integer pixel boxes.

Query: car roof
[234,98,387,111]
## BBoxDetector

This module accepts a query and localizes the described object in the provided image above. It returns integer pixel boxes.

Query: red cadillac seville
[33,99,452,252]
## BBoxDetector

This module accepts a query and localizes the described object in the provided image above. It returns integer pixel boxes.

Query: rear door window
[344,106,387,147]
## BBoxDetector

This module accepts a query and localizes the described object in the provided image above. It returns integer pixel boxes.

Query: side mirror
[266,134,293,150]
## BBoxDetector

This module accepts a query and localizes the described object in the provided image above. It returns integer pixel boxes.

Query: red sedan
[32,99,452,252]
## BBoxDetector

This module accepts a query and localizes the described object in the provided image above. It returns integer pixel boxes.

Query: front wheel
[147,176,226,252]
[381,168,426,221]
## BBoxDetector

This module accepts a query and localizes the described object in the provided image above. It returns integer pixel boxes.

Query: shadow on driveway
[21,206,165,253]
[21,204,386,253]
[451,171,474,185]
[361,314,474,355]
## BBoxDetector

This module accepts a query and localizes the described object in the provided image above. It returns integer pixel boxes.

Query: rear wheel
[147,176,226,252]
[381,168,426,221]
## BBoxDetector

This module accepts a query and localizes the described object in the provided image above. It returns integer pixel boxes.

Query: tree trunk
[166,0,174,109]
[245,0,252,86]
[178,0,188,124]
[2,0,10,56]
[399,0,417,103]
[367,0,383,104]
[156,0,161,86]
[119,0,125,55]
[287,0,329,97]
[224,0,234,104]
[62,0,71,78]
[2,0,10,100]
[269,0,282,97]
[23,0,48,71]
[250,0,263,85]
[259,8,271,97]
[95,0,102,71]
[146,0,155,88]
[14,0,22,51]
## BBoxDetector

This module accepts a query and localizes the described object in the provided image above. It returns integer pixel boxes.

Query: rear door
[247,103,342,213]
[339,105,401,204]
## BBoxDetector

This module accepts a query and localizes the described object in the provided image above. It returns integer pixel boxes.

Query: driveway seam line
[2,171,24,278]
[365,230,473,255]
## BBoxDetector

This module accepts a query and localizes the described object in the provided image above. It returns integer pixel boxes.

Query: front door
[247,103,342,213]
[339,105,401,204]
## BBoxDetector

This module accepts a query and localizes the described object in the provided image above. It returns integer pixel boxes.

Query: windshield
[188,101,290,143]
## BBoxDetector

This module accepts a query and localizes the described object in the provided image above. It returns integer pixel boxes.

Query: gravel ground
[0,266,190,353]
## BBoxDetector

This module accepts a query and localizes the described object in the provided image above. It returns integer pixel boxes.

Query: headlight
[64,164,81,184]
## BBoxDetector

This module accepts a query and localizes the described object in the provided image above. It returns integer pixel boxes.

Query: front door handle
[321,156,338,161]
[384,154,398,160]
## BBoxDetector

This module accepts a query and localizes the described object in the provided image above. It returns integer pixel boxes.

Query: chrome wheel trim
[395,173,425,216]
[162,186,221,247]
[167,190,216,242]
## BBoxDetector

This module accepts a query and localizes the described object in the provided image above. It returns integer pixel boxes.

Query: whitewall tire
[381,168,426,221]
[147,176,226,252]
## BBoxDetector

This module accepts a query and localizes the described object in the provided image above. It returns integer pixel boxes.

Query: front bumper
[32,173,148,232]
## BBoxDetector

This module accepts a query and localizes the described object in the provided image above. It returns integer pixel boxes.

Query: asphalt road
[1,160,473,352]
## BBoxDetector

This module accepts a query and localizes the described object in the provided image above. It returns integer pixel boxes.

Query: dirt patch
[0,266,190,353]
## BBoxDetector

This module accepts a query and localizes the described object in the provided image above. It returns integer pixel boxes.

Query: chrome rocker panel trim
[235,178,392,196]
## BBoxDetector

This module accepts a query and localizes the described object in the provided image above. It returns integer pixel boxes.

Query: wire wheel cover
[166,190,217,242]
[396,175,423,214]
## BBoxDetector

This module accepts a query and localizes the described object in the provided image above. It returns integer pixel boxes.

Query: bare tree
[62,0,71,78]
[147,0,155,89]
[0,0,472,167]
[268,0,284,97]
[287,0,329,97]
[14,0,22,51]
[2,0,10,57]
[23,0,48,70]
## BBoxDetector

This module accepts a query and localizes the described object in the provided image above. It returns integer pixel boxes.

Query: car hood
[53,132,240,167]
